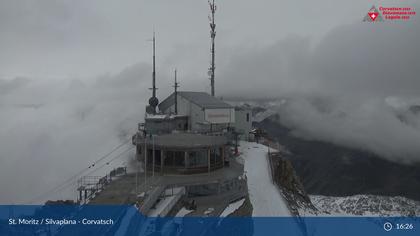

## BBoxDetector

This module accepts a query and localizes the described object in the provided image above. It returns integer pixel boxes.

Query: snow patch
[204,207,214,215]
[148,187,185,217]
[175,207,194,217]
[220,198,245,217]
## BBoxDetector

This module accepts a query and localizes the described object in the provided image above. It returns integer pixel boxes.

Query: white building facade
[158,91,235,132]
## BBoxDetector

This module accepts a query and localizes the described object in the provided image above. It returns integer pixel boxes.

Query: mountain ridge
[254,113,420,202]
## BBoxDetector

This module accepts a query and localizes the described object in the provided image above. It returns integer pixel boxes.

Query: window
[188,150,208,167]
[210,148,222,164]
[246,113,250,122]
[166,151,174,166]
[165,151,184,166]
[174,151,185,166]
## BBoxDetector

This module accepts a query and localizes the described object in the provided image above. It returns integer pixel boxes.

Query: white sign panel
[204,108,235,124]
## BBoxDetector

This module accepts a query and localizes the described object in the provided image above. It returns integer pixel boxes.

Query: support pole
[144,136,147,188]
[213,148,216,166]
[184,151,188,169]
[208,148,211,173]
[235,132,239,155]
[160,149,164,175]
[222,146,225,168]
[152,136,155,177]
[136,162,138,196]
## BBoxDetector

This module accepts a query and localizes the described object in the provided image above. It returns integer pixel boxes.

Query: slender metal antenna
[173,69,180,114]
[152,32,156,98]
[208,0,217,96]
[147,31,159,114]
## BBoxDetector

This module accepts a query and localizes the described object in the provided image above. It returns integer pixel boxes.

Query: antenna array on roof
[208,0,217,97]
[173,69,180,114]
[147,32,159,114]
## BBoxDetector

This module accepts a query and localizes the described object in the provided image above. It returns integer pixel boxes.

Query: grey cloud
[0,67,153,203]
[311,21,420,97]
[95,63,152,88]
[0,77,30,94]
[217,11,420,162]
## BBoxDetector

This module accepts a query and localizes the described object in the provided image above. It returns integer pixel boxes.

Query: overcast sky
[0,0,419,203]
[1,0,415,80]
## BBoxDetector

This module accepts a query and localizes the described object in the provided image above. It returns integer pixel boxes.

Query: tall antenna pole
[148,32,159,114]
[152,32,156,98]
[208,0,217,96]
[173,69,180,114]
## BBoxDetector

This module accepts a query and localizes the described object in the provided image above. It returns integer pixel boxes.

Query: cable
[30,146,135,204]
[84,146,134,176]
[23,138,132,204]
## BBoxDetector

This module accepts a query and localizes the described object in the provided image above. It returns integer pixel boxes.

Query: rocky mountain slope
[254,114,420,202]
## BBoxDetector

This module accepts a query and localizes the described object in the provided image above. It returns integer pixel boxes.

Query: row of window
[145,148,223,168]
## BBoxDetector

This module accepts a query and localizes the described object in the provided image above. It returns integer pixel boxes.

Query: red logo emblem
[363,6,384,22]
[368,12,379,21]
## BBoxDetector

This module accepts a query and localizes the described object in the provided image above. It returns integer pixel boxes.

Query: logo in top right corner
[363,5,416,22]
[363,6,384,22]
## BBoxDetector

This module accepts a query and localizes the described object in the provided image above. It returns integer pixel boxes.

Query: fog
[0,0,419,203]
[219,11,420,163]
[0,68,153,203]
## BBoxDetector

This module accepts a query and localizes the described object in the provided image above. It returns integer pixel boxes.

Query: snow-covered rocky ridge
[235,128,420,218]
[238,141,291,216]
[249,102,420,216]
[310,194,420,216]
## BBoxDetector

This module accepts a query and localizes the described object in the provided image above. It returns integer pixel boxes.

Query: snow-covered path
[239,141,291,216]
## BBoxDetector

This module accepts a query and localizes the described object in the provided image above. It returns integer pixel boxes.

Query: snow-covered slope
[311,194,420,216]
[239,141,291,216]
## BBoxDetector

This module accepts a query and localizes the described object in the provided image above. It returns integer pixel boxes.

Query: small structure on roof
[144,113,189,135]
[159,91,235,132]
[233,105,252,140]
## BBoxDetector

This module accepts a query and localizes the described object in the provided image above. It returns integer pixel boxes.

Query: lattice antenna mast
[208,0,217,96]
[173,69,180,114]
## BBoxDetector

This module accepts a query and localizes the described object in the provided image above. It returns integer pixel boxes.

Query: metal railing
[77,167,127,204]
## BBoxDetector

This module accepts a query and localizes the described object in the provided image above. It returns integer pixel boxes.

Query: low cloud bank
[0,65,154,203]
[273,96,420,163]
[219,15,420,163]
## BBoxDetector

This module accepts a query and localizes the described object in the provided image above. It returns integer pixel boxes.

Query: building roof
[159,91,232,111]
[145,113,188,120]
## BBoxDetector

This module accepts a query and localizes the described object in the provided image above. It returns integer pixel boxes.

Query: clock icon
[384,222,393,231]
